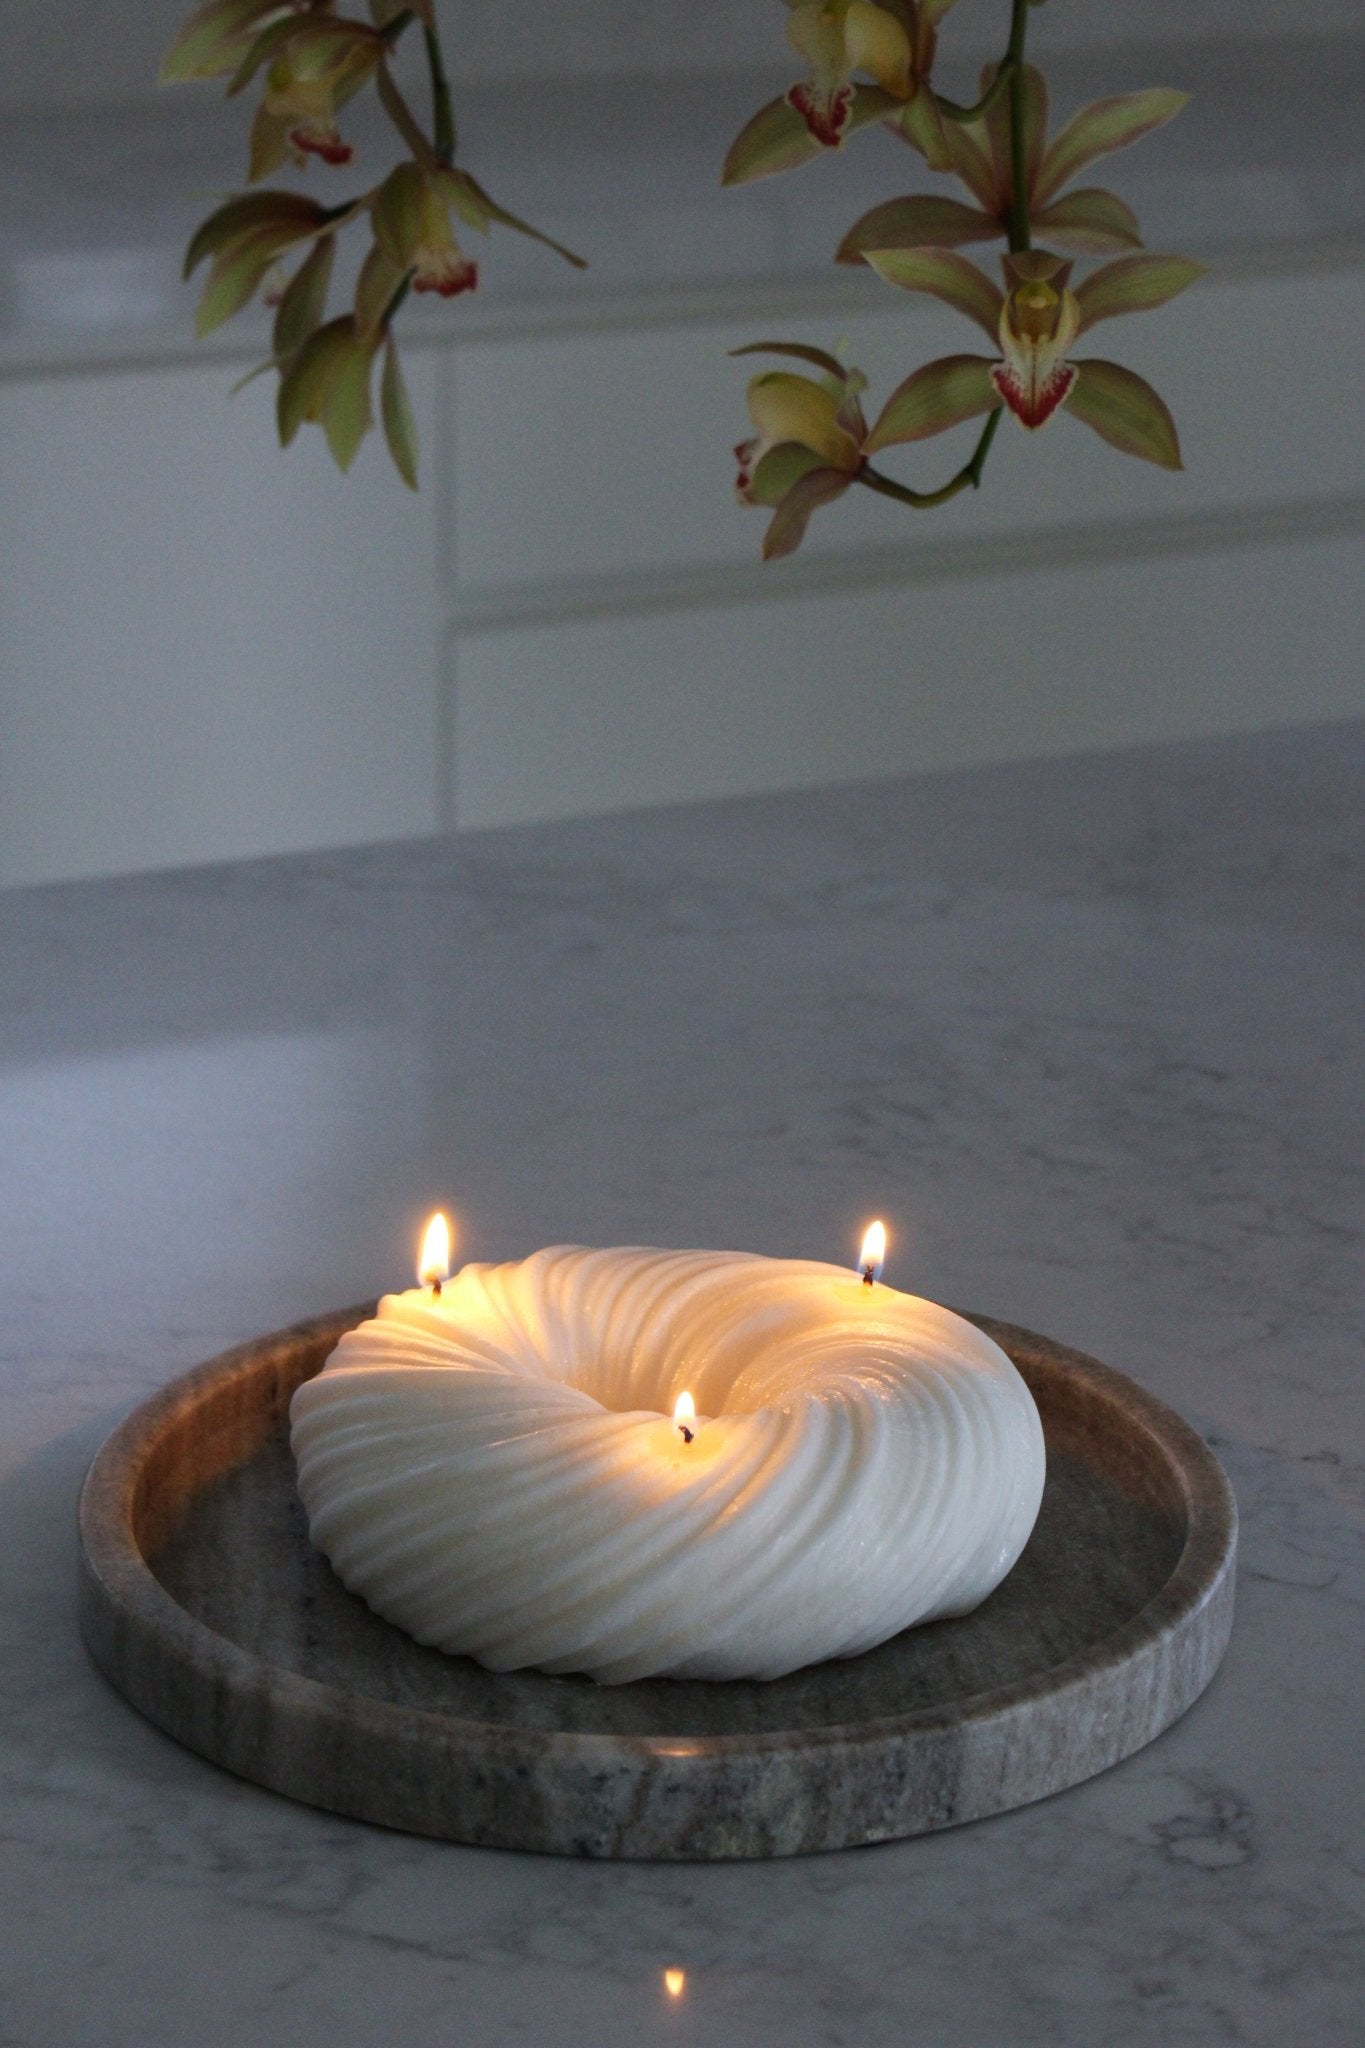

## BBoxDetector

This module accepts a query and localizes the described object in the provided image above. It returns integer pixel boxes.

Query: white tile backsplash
[1,3,1358,109]
[453,531,1365,830]
[0,354,444,886]
[451,265,1365,594]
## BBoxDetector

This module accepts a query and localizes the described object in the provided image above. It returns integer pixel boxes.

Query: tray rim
[77,1304,1238,1851]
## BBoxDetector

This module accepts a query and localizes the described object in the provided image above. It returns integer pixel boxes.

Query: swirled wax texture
[290,1247,1046,1684]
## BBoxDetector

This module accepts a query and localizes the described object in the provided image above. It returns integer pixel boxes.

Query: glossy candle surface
[290,1245,1046,1682]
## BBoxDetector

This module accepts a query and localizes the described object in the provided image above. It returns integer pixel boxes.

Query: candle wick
[431,1278,442,1298]
[678,1424,694,1444]
[862,1266,875,1288]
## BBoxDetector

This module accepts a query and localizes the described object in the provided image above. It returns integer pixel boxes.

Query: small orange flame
[858,1219,887,1284]
[663,1968,686,1999]
[673,1392,696,1443]
[418,1211,452,1292]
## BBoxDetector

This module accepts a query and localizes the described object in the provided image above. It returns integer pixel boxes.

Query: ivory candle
[290,1240,1046,1685]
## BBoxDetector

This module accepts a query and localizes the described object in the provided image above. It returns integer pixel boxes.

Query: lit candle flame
[663,1968,686,2000]
[418,1211,452,1295]
[673,1391,696,1444]
[858,1220,887,1287]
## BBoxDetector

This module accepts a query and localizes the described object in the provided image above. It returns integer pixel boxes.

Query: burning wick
[663,1968,686,2000]
[858,1219,887,1289]
[673,1392,696,1445]
[418,1211,452,1298]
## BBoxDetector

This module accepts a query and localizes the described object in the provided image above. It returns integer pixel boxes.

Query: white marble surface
[1,723,1362,2044]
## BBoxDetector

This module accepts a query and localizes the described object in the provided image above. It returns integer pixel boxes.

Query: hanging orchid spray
[725,0,1203,556]
[161,0,584,485]
[163,2,1199,533]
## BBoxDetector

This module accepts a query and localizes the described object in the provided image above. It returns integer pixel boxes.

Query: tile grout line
[3,235,1361,384]
[449,492,1365,637]
[434,347,459,836]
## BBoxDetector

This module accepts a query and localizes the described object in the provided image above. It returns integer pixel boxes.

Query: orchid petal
[1036,88,1190,207]
[722,83,901,182]
[276,315,354,446]
[318,328,376,471]
[938,115,997,210]
[227,16,311,97]
[865,355,999,451]
[863,247,1004,341]
[439,169,587,269]
[842,2,913,98]
[982,61,1047,207]
[1001,250,1074,291]
[184,190,328,279]
[762,465,853,560]
[896,81,954,172]
[372,162,425,267]
[247,104,295,182]
[730,340,849,380]
[273,232,334,358]
[354,241,408,339]
[748,371,859,468]
[381,336,419,489]
[1073,253,1206,332]
[1064,358,1183,468]
[160,0,288,84]
[195,216,326,335]
[749,440,826,509]
[1030,187,1144,254]
[837,193,998,263]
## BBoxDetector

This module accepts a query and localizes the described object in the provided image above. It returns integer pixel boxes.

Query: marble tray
[77,1306,1236,1860]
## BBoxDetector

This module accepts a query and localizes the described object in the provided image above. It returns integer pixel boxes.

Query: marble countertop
[2,723,1362,2045]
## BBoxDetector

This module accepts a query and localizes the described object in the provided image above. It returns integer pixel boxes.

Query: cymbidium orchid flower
[733,345,869,558]
[266,85,352,166]
[837,66,1191,263]
[725,1,960,184]
[257,21,383,172]
[409,184,479,297]
[163,0,584,482]
[726,2,1203,553]
[858,244,1204,465]
[784,1,914,148]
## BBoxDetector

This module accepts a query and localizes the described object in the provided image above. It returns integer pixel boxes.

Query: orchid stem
[376,57,439,170]
[937,64,1014,125]
[376,11,455,172]
[867,0,1028,512]
[1005,0,1032,252]
[423,23,456,163]
[857,408,1003,509]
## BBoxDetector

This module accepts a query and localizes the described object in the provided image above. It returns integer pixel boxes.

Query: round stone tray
[78,1305,1236,1860]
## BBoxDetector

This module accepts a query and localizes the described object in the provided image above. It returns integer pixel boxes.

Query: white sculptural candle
[290,1231,1045,1684]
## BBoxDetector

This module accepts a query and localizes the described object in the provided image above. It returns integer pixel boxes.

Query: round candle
[290,1245,1046,1684]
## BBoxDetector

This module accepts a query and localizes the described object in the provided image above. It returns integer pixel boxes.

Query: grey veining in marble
[76,1307,1234,1858]
[1,724,1362,2033]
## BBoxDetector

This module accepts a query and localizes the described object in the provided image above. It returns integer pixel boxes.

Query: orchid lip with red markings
[291,124,352,166]
[414,259,478,298]
[787,81,855,150]
[784,1,914,150]
[991,358,1077,429]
